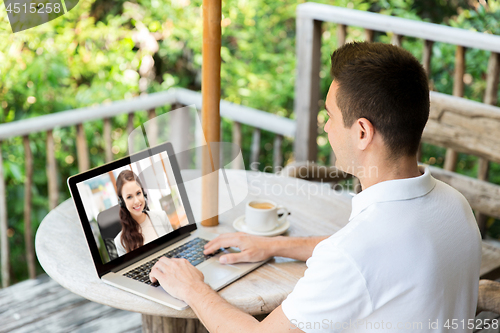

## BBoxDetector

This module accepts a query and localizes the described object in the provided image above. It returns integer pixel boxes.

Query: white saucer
[232,215,290,237]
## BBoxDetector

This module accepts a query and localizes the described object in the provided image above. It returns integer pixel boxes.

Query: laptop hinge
[110,232,192,273]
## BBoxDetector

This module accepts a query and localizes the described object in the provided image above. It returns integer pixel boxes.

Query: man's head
[324,42,429,172]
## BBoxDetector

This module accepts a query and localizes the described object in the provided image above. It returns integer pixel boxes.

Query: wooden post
[391,33,402,47]
[232,121,243,169]
[103,118,113,163]
[76,123,90,172]
[273,134,283,171]
[127,113,135,136]
[0,142,10,287]
[46,130,59,210]
[337,24,347,47]
[365,29,374,42]
[478,159,490,183]
[443,147,459,172]
[422,40,434,79]
[23,136,36,280]
[418,39,434,162]
[294,17,322,162]
[169,103,192,169]
[147,109,158,148]
[476,52,500,236]
[484,52,500,106]
[453,46,466,97]
[201,0,221,226]
[444,45,466,172]
[476,156,491,238]
[250,128,261,168]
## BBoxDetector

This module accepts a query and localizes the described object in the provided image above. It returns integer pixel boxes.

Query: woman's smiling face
[121,180,145,220]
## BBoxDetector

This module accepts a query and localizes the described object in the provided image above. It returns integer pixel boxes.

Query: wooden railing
[0,87,296,288]
[293,3,500,231]
[294,3,500,163]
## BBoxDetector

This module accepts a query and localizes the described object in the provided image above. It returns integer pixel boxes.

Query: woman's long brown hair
[116,170,147,253]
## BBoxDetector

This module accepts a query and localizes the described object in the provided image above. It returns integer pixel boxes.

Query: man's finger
[156,259,170,271]
[205,232,245,247]
[219,252,248,264]
[149,267,160,282]
[203,234,232,250]
[204,234,242,254]
[158,256,173,265]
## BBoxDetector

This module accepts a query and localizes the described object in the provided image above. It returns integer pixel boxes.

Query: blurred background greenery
[0,0,499,285]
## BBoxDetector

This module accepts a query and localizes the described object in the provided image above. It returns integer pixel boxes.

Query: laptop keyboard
[123,237,222,287]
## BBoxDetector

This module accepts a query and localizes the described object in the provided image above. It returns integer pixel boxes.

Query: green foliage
[1,0,500,286]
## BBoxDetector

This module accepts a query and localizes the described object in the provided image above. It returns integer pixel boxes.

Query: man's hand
[149,257,211,303]
[203,232,274,264]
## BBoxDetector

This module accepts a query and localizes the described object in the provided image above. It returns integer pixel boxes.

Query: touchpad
[200,263,240,288]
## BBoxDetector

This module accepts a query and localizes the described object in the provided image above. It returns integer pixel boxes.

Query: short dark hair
[330,42,429,157]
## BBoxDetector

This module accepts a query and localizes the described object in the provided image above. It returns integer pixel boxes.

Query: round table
[35,170,352,332]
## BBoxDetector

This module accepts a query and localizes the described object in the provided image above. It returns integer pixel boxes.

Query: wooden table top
[35,170,353,318]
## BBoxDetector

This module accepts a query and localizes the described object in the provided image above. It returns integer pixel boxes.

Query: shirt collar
[349,165,436,221]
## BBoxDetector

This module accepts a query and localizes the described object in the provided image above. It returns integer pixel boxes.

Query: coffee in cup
[249,202,275,210]
[245,200,288,232]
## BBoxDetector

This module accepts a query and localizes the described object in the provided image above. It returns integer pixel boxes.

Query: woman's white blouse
[114,210,174,257]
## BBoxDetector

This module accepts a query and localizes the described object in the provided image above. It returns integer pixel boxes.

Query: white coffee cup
[245,200,288,232]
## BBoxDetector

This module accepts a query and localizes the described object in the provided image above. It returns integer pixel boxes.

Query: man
[149,42,482,332]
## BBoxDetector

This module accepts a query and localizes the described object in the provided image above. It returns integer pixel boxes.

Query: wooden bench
[424,93,500,236]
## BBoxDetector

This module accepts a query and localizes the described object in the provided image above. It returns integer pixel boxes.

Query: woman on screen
[114,170,174,256]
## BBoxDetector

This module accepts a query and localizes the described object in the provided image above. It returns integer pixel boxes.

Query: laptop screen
[72,146,194,265]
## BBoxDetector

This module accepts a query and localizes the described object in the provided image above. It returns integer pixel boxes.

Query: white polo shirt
[282,165,481,332]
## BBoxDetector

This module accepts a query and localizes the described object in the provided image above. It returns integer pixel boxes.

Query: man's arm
[203,232,328,263]
[150,257,304,333]
[148,232,329,332]
[271,235,329,261]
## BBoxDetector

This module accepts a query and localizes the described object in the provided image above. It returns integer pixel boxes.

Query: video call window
[76,151,189,263]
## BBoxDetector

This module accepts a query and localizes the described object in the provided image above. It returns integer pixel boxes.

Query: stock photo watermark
[4,0,78,33]
[126,105,249,222]
[248,161,380,199]
[290,319,423,330]
[289,318,500,331]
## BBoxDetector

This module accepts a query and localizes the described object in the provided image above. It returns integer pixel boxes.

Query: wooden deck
[0,274,141,333]
[1,266,500,332]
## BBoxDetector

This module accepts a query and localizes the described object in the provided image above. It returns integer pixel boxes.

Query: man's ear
[354,118,375,150]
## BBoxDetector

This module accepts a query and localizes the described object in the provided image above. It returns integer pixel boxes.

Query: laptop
[67,141,269,310]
